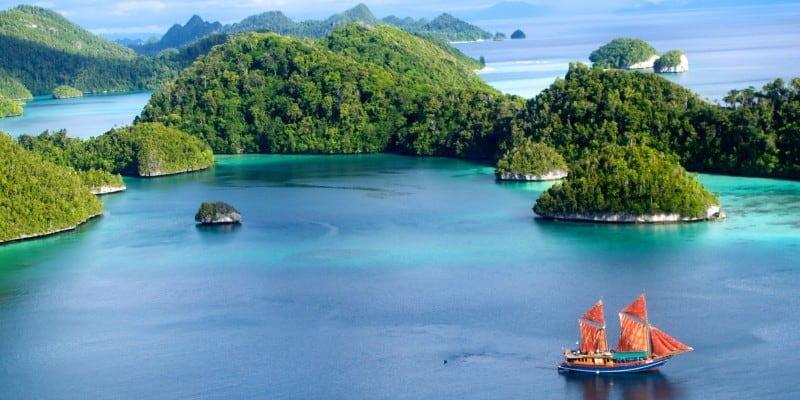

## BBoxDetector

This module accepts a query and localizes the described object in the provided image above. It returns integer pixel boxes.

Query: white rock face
[91,185,126,195]
[497,169,568,181]
[198,211,242,225]
[537,205,724,224]
[627,54,659,69]
[655,54,689,73]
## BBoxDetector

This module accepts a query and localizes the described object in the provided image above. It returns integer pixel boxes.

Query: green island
[510,29,526,39]
[0,132,103,243]
[653,49,687,73]
[533,144,721,222]
[589,38,659,69]
[495,139,568,181]
[52,84,83,99]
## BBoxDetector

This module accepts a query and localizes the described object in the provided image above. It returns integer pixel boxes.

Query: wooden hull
[558,356,670,374]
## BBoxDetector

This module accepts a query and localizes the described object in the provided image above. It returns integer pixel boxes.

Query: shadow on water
[531,216,716,248]
[562,372,686,400]
[195,223,242,243]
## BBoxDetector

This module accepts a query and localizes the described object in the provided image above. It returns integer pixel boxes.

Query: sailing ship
[558,294,692,374]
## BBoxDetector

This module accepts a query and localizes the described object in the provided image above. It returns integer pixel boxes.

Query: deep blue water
[2,6,800,398]
[1,154,798,399]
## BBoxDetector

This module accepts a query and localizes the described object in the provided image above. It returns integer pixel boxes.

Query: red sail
[621,294,648,322]
[579,320,608,352]
[582,300,605,324]
[650,326,693,357]
[617,313,649,352]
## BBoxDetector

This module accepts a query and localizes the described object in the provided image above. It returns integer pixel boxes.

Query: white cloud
[111,1,168,17]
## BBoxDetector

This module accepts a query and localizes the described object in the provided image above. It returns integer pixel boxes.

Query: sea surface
[454,3,800,101]
[2,7,800,399]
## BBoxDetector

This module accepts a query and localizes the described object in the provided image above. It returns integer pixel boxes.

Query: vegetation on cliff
[52,85,82,99]
[195,201,241,224]
[0,95,22,117]
[589,38,659,69]
[77,168,125,193]
[0,70,32,100]
[533,144,719,219]
[140,24,524,159]
[495,139,567,179]
[0,132,103,243]
[654,50,685,71]
[17,123,214,177]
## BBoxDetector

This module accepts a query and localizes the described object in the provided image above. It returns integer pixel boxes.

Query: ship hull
[558,356,670,374]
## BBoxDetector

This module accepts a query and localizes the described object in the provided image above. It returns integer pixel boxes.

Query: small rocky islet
[195,201,242,225]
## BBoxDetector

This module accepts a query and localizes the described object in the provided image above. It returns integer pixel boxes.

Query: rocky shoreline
[91,185,127,195]
[535,205,724,223]
[0,212,103,245]
[497,169,568,181]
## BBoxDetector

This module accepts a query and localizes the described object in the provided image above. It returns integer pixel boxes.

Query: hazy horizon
[1,0,791,39]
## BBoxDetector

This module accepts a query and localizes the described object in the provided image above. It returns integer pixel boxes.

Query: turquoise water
[1,154,798,399]
[0,92,152,139]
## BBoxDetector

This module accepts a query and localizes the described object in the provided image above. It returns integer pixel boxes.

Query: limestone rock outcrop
[655,54,689,73]
[195,201,242,225]
[497,169,568,181]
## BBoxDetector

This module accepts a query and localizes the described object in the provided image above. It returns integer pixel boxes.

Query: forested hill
[0,132,103,243]
[0,5,170,96]
[0,5,135,59]
[139,24,524,157]
[521,63,800,180]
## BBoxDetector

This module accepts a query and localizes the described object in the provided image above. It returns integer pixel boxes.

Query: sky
[0,0,774,39]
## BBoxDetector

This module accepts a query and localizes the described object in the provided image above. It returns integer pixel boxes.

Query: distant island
[510,29,526,39]
[590,37,688,72]
[654,50,688,73]
[589,38,660,69]
[129,3,492,56]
